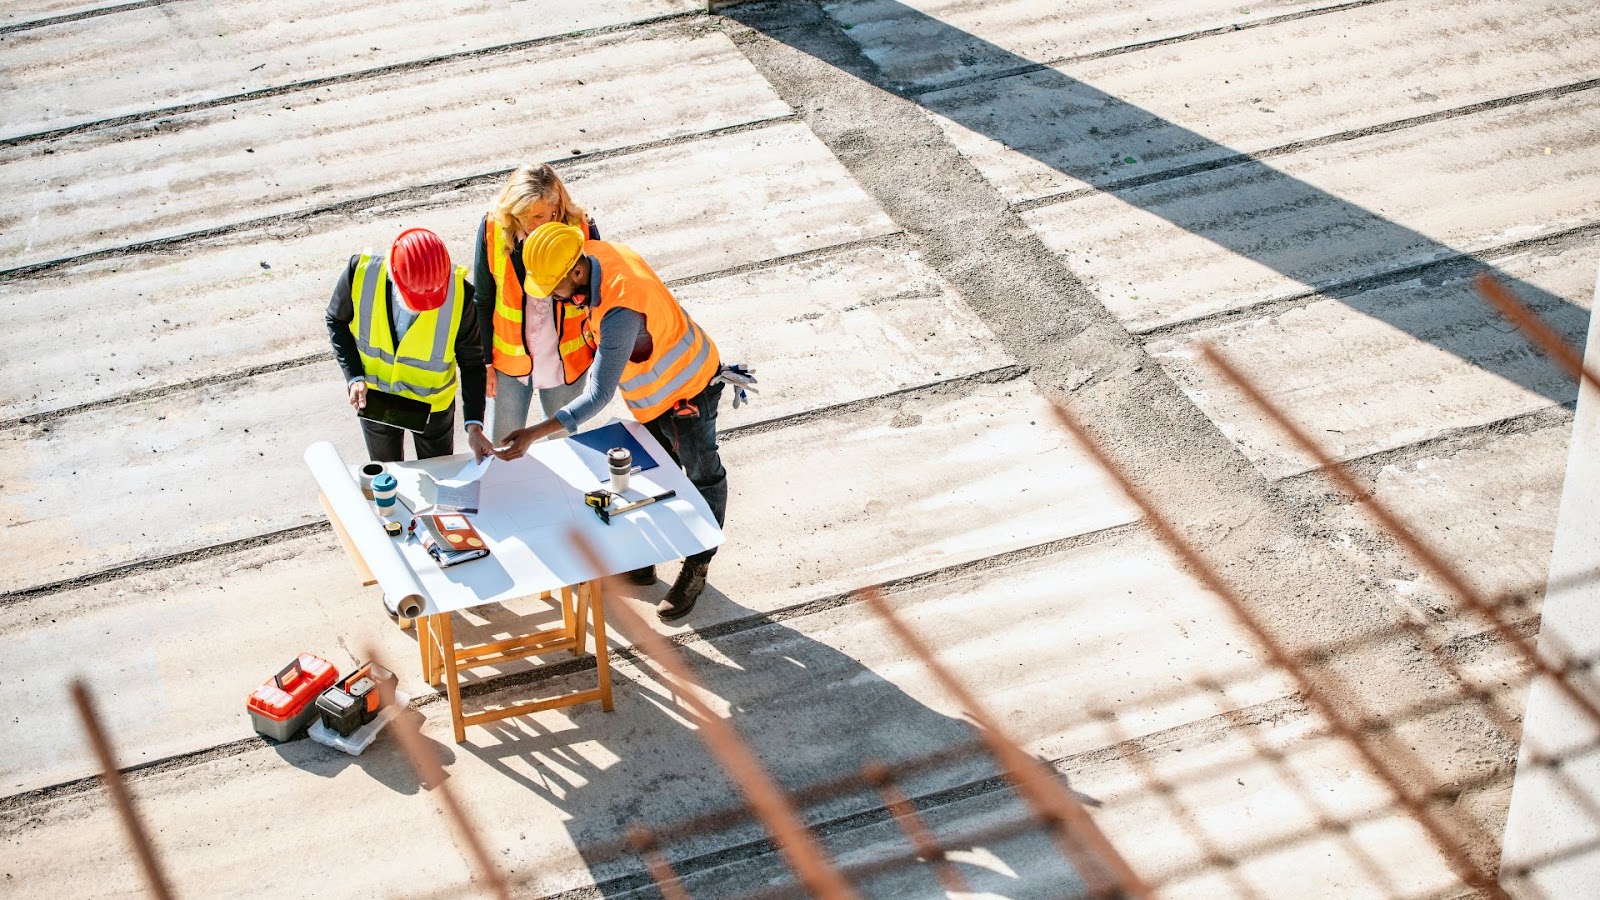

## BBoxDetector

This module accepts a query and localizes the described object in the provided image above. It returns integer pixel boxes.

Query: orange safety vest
[483,217,595,384]
[587,240,720,422]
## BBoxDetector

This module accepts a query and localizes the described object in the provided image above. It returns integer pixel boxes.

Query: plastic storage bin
[247,654,338,741]
[308,691,411,756]
[316,686,364,737]
[343,661,398,726]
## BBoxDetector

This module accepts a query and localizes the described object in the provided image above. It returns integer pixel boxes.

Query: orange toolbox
[247,653,338,741]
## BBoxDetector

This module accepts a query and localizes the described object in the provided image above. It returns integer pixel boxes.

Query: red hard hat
[388,228,451,312]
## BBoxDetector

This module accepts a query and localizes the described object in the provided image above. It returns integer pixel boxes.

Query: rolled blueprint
[304,441,427,619]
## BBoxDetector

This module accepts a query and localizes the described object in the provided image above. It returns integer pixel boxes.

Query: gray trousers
[489,368,587,442]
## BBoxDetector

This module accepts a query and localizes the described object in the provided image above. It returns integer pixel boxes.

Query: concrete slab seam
[904,0,1402,98]
[0,113,801,283]
[1282,404,1576,489]
[0,0,176,36]
[0,521,329,608]
[1,234,909,430]
[530,695,1314,900]
[0,10,710,147]
[720,364,1029,439]
[0,351,328,430]
[1134,219,1600,341]
[662,230,908,289]
[1010,76,1600,214]
[0,518,1150,805]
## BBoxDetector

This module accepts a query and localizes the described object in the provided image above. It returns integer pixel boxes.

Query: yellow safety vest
[349,252,467,412]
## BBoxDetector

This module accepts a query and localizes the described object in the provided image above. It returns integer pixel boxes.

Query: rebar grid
[1201,346,1600,730]
[1041,397,1509,897]
[1201,342,1600,853]
[861,758,971,894]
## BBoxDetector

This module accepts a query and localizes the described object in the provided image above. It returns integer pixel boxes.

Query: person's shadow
[461,582,1092,897]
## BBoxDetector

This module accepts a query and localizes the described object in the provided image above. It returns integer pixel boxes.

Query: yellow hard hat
[522,222,586,297]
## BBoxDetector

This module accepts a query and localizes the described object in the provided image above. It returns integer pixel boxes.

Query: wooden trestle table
[316,420,723,742]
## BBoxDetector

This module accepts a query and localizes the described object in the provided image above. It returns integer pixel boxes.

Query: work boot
[657,561,709,622]
[626,565,657,586]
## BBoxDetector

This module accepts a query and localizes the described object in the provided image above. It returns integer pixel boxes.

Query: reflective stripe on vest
[587,241,720,422]
[485,217,596,384]
[485,219,530,377]
[350,253,465,412]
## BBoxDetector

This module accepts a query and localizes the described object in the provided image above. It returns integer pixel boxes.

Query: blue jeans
[489,369,587,443]
[644,380,727,565]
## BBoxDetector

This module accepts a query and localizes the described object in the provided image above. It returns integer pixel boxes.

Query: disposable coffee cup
[607,448,632,494]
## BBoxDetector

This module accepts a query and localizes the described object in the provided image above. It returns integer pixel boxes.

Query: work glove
[713,363,759,409]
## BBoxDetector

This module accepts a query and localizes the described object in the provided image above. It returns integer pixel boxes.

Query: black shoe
[657,561,709,622]
[626,565,657,586]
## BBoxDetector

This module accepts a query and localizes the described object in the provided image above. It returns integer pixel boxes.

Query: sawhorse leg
[437,612,467,743]
[590,578,613,712]
[429,580,614,742]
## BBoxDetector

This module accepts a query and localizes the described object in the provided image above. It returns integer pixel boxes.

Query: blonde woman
[473,163,602,442]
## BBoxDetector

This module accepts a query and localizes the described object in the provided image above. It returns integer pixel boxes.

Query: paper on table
[417,456,490,513]
[433,456,492,488]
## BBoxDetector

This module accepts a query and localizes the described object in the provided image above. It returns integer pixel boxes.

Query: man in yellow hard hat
[494,222,726,622]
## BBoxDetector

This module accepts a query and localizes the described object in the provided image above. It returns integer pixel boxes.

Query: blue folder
[568,421,661,481]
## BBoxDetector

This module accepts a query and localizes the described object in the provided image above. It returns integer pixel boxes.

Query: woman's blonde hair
[490,163,587,237]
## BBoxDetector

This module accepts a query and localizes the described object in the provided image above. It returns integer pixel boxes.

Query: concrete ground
[2,0,1595,896]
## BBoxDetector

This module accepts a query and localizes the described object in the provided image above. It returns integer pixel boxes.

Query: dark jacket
[325,254,487,424]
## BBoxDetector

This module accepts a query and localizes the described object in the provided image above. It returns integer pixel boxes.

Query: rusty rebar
[734,814,1043,900]
[1200,345,1600,733]
[1475,272,1600,396]
[71,679,176,900]
[628,824,691,900]
[862,759,971,893]
[566,530,858,899]
[1201,680,1411,897]
[364,648,512,900]
[1043,399,1506,898]
[1095,708,1264,900]
[863,589,1152,900]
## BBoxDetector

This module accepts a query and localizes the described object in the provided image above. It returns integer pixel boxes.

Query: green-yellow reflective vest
[349,252,467,413]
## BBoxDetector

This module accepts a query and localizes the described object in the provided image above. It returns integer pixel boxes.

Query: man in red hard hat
[326,228,493,462]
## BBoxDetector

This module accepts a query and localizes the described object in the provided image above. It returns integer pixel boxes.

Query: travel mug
[607,448,632,494]
[371,472,398,518]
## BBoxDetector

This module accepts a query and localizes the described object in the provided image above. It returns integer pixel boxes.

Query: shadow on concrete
[460,583,1085,896]
[727,0,1589,406]
[271,708,458,796]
